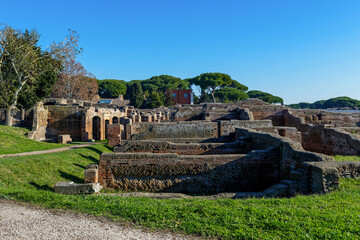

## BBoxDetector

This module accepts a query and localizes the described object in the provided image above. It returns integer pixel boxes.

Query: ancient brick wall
[302,161,360,194]
[46,105,83,140]
[130,121,219,140]
[28,103,49,141]
[284,110,360,155]
[98,151,280,194]
[114,139,251,155]
[235,128,333,179]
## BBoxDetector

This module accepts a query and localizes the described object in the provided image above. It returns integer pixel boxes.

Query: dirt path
[0,200,195,240]
[0,143,103,158]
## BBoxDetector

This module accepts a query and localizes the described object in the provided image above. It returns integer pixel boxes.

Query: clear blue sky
[1,0,360,104]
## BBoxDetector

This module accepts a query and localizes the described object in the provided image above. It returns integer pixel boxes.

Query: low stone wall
[114,139,251,155]
[219,120,273,138]
[235,128,333,180]
[131,121,218,140]
[98,150,280,194]
[302,161,360,193]
[284,110,360,155]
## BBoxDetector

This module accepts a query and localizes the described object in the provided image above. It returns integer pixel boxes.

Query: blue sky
[1,0,360,104]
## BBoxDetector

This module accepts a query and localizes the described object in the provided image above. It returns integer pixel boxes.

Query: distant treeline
[288,97,360,109]
[97,73,283,108]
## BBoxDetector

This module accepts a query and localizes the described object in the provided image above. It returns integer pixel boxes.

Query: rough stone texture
[131,121,219,140]
[284,110,360,155]
[57,134,72,144]
[28,102,48,141]
[114,139,251,155]
[46,105,83,140]
[54,181,102,195]
[84,164,99,183]
[300,161,360,193]
[218,120,273,138]
[107,124,123,147]
[98,150,280,194]
[235,128,334,180]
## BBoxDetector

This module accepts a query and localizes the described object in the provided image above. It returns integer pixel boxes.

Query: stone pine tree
[129,81,144,108]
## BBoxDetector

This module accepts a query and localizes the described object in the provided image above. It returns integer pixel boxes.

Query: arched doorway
[105,120,110,139]
[113,117,119,124]
[92,116,101,140]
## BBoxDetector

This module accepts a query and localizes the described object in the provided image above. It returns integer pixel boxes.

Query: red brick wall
[169,90,192,105]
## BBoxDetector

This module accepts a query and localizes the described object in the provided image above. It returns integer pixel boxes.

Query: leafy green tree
[97,79,127,98]
[128,81,144,108]
[189,73,242,103]
[0,25,81,126]
[247,90,283,104]
[17,63,60,109]
[149,91,163,108]
[323,97,360,109]
[214,87,249,103]
[141,75,189,92]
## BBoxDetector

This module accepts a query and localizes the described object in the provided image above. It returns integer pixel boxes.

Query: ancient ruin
[3,97,360,197]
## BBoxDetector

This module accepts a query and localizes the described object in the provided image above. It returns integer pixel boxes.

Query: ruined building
[3,97,360,197]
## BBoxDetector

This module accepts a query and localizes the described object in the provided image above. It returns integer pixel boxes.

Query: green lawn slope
[0,125,69,154]
[1,142,360,239]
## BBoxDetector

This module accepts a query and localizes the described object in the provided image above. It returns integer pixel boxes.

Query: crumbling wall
[235,128,333,179]
[131,121,219,140]
[114,139,251,155]
[28,103,48,141]
[302,161,360,194]
[46,105,83,140]
[284,110,360,155]
[98,151,280,194]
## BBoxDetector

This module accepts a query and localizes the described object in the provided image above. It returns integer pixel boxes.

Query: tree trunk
[211,92,216,103]
[5,107,12,126]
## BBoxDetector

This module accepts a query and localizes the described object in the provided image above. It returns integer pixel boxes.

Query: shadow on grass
[79,153,98,163]
[104,145,114,152]
[29,182,53,191]
[83,146,104,155]
[59,170,83,183]
[73,163,86,169]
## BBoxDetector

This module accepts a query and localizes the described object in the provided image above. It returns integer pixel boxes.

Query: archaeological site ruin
[4,97,360,198]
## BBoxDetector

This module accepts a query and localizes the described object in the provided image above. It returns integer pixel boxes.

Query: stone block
[58,134,72,144]
[84,164,99,183]
[54,181,102,195]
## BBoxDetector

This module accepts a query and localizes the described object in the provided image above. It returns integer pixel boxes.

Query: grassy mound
[1,144,360,239]
[0,125,69,155]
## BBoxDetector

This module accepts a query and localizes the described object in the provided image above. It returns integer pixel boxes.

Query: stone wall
[28,103,48,141]
[302,161,360,193]
[130,121,219,140]
[284,110,360,155]
[235,128,333,180]
[114,139,251,155]
[218,120,273,138]
[45,105,83,140]
[98,150,280,194]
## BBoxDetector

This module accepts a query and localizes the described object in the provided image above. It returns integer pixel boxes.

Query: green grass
[333,155,360,161]
[1,145,360,239]
[0,124,71,154]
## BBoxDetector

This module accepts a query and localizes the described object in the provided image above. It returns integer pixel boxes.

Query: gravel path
[0,143,102,158]
[0,200,196,240]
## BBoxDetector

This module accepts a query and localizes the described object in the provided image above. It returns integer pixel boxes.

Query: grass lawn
[1,144,360,239]
[0,124,72,154]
